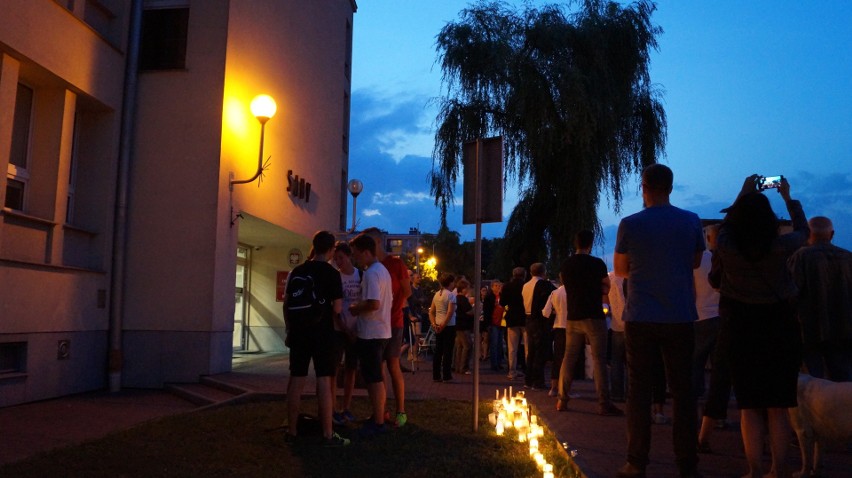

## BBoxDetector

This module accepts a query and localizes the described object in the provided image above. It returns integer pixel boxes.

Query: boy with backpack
[284,231,348,447]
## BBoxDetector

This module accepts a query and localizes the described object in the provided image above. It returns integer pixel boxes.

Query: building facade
[0,0,356,407]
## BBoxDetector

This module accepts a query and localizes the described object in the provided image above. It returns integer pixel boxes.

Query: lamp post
[347,179,363,232]
[416,247,424,273]
[230,94,277,190]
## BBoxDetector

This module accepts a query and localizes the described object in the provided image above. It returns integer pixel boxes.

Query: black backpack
[285,267,327,327]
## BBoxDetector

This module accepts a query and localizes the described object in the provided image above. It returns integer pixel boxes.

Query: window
[66,115,79,224]
[342,91,350,153]
[139,8,189,70]
[0,342,27,375]
[345,19,352,79]
[5,84,34,211]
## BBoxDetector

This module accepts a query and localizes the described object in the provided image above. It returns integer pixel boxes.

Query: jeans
[454,329,472,373]
[433,325,456,381]
[552,328,566,382]
[625,321,697,472]
[693,316,721,398]
[610,330,626,401]
[559,319,610,404]
[703,315,732,419]
[489,326,505,370]
[506,326,527,376]
[525,317,548,387]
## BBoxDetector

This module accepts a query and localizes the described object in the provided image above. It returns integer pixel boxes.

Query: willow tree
[431,0,666,267]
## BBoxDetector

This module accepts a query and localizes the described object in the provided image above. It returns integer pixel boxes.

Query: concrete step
[166,381,242,407]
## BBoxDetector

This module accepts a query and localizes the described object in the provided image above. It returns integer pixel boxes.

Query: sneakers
[332,411,347,427]
[395,412,408,428]
[556,399,568,412]
[548,388,558,397]
[322,432,351,448]
[598,402,624,417]
[697,440,713,454]
[341,410,356,423]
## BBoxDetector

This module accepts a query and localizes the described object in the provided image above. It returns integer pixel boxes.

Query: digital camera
[757,175,783,191]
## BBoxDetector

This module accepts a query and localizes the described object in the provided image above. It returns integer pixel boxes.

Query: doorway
[233,245,250,351]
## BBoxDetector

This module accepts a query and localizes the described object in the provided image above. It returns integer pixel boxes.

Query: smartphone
[758,175,783,190]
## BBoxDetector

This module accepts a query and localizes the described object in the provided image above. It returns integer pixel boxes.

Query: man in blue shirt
[614,164,704,478]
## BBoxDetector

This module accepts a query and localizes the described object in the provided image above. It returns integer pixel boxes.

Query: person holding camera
[713,174,808,478]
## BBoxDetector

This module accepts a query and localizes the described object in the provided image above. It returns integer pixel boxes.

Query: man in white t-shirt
[542,283,567,397]
[331,241,362,425]
[348,233,393,437]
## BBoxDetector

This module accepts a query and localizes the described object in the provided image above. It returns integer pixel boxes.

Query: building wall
[125,0,355,385]
[222,1,355,354]
[0,0,128,407]
[0,0,355,404]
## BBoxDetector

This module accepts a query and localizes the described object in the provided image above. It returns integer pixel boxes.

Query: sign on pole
[462,137,503,224]
[462,136,503,432]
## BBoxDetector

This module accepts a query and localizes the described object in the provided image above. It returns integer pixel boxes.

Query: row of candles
[488,387,557,478]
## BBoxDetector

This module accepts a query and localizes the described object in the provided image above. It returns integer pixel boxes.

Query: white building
[0,0,356,407]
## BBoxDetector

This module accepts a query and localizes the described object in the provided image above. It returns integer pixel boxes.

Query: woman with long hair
[429,273,457,382]
[714,175,808,478]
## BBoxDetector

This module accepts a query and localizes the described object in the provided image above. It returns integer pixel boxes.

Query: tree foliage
[431,0,666,267]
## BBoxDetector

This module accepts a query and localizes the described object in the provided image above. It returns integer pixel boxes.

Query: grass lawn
[1,397,583,477]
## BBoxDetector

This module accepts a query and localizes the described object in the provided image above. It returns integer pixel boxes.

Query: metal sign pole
[472,139,482,432]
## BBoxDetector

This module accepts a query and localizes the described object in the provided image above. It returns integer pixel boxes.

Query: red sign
[276,271,289,302]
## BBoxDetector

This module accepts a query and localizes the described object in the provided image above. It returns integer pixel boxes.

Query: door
[234,245,250,351]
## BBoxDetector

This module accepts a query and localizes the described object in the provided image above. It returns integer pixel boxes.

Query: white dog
[788,373,852,478]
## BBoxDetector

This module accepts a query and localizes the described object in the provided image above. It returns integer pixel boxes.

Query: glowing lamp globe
[250,94,277,122]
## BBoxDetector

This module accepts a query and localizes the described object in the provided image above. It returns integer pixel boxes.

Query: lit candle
[534,452,545,469]
[543,472,554,478]
[531,414,538,425]
[518,432,526,443]
[496,420,504,436]
[529,437,539,450]
[543,464,553,473]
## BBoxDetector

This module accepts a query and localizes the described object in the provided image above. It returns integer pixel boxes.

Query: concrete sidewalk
[1,353,850,477]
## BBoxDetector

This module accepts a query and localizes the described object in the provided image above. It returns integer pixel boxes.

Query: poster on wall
[288,248,303,266]
[276,271,289,302]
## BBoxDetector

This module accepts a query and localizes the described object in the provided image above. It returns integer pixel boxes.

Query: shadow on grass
[0,398,583,477]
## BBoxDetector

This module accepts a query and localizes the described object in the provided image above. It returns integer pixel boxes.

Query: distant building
[1,0,357,407]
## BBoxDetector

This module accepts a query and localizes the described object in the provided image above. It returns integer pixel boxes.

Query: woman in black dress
[714,175,808,478]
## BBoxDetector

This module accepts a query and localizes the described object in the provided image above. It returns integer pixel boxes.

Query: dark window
[4,179,25,210]
[0,342,27,375]
[139,8,189,70]
[10,84,33,169]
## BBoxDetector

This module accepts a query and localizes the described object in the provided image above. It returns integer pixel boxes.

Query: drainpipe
[108,0,142,393]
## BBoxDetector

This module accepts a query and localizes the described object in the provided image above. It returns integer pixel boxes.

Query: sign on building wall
[276,271,289,302]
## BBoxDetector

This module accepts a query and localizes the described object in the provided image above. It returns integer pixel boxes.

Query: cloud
[362,209,382,217]
[351,89,434,163]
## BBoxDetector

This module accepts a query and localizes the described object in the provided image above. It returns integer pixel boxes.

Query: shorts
[382,327,404,360]
[357,338,388,384]
[288,328,336,377]
[333,331,359,370]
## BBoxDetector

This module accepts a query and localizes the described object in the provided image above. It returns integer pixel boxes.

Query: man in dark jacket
[500,267,527,380]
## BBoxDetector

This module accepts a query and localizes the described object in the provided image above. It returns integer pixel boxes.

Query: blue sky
[348,1,852,263]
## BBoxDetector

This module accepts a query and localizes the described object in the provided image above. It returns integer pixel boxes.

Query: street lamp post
[347,179,363,232]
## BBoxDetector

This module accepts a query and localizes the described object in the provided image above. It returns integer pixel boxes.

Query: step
[166,382,241,407]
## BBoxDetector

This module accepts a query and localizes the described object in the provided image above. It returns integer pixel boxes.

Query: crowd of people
[279,165,851,478]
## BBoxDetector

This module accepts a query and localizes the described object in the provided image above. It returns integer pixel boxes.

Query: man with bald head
[788,216,852,381]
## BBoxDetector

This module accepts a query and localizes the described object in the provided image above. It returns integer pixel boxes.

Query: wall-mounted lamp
[347,178,363,232]
[230,94,277,190]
